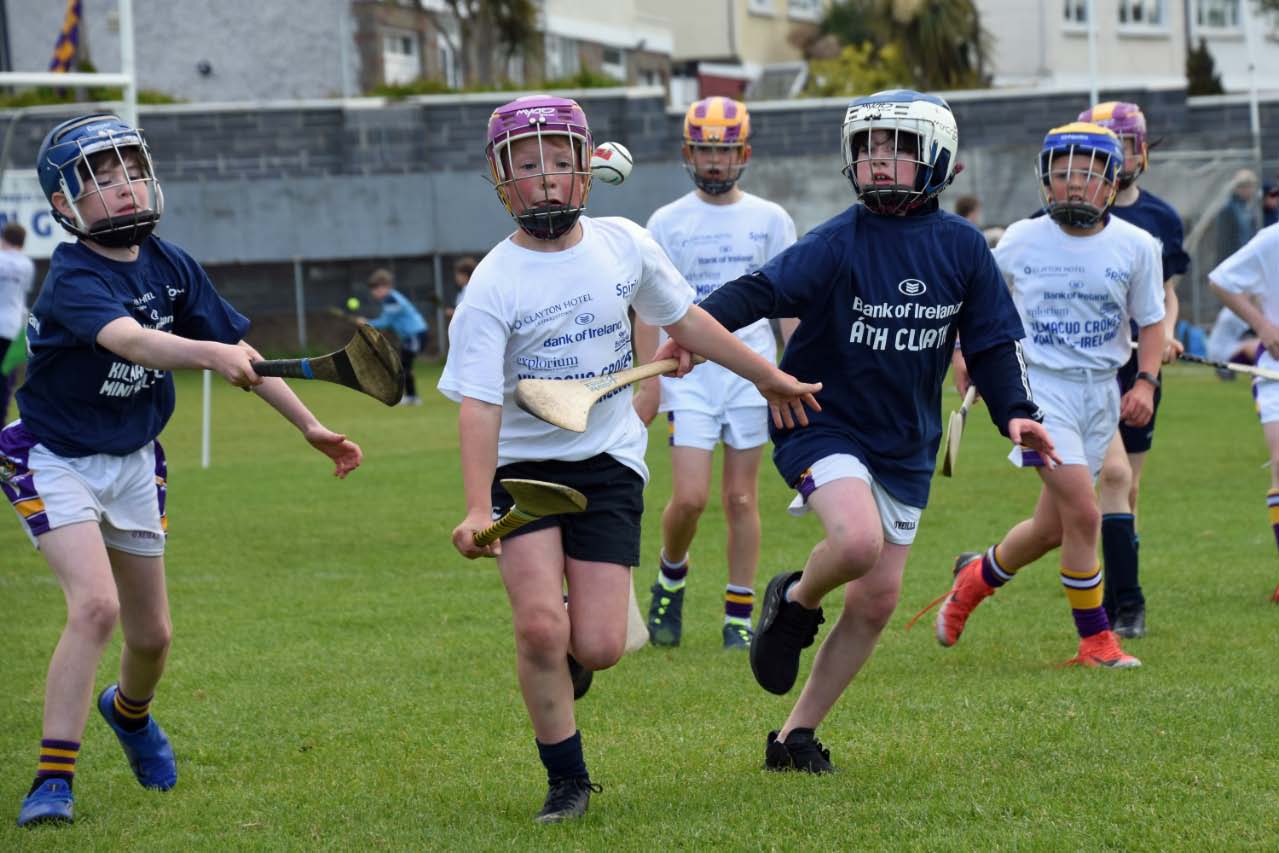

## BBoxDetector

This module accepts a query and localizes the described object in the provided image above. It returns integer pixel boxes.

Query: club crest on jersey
[898,279,926,297]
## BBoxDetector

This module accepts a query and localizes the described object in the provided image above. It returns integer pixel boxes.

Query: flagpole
[118,0,137,127]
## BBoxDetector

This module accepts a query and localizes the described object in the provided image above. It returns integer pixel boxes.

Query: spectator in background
[365,268,428,406]
[0,222,35,424]
[954,194,982,226]
[445,255,476,323]
[1216,169,1259,262]
[1263,181,1278,229]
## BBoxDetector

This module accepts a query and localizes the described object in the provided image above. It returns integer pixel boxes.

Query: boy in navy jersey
[9,115,362,827]
[1079,102,1188,638]
[656,90,1056,772]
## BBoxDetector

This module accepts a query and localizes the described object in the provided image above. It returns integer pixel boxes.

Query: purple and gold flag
[48,0,82,73]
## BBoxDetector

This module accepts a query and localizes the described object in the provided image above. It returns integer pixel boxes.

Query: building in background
[638,0,827,105]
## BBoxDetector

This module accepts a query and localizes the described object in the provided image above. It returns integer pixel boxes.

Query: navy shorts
[490,453,643,567]
[1116,351,1162,454]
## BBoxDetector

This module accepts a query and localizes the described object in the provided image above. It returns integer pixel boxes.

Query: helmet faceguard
[682,97,751,195]
[1077,101,1148,189]
[1038,122,1123,229]
[36,114,164,248]
[486,95,592,241]
[841,90,958,214]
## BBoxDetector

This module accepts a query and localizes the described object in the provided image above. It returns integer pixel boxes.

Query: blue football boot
[17,778,73,827]
[97,685,177,791]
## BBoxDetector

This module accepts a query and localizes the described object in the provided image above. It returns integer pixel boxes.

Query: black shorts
[1116,351,1162,454]
[490,453,644,566]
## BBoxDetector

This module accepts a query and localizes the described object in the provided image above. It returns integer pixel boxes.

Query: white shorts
[1253,352,1279,423]
[1009,365,1118,478]
[786,453,922,545]
[666,407,769,451]
[0,422,168,556]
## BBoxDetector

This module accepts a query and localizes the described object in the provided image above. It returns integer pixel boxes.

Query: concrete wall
[4,83,1277,344]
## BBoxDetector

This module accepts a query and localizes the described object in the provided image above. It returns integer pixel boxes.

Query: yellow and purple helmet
[682,97,751,195]
[1077,101,1148,187]
[1037,122,1123,228]
[485,95,593,240]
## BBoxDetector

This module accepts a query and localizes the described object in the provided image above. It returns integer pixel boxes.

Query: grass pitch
[2,364,1277,850]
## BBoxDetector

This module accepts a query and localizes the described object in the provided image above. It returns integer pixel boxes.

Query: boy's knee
[571,637,624,672]
[668,492,708,518]
[826,531,881,578]
[514,609,569,661]
[1097,461,1131,496]
[722,489,757,519]
[853,589,901,633]
[128,620,173,659]
[1062,502,1101,536]
[71,595,120,641]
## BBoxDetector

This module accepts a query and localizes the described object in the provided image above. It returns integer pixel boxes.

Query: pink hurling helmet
[486,95,593,240]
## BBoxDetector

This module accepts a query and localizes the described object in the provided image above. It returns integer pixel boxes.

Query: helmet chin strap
[515,204,582,240]
[84,212,160,248]
[1048,202,1105,228]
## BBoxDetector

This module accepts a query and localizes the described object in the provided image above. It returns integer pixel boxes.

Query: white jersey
[1210,223,1279,324]
[439,216,695,481]
[646,191,796,413]
[994,214,1164,372]
[0,248,35,340]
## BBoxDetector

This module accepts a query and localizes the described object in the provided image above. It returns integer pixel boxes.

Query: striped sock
[113,688,152,732]
[1061,563,1108,638]
[725,584,753,626]
[980,544,1017,589]
[32,738,78,792]
[1268,489,1279,556]
[658,552,688,592]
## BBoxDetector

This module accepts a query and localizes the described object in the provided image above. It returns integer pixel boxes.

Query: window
[601,46,626,82]
[544,34,579,79]
[1197,0,1241,29]
[788,0,822,21]
[436,33,459,89]
[382,31,421,85]
[1119,0,1165,26]
[1063,0,1087,25]
[748,0,776,16]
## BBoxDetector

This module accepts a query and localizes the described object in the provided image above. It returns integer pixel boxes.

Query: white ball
[591,141,633,186]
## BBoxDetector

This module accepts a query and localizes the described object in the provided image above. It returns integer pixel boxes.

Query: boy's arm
[1211,283,1277,357]
[631,317,661,425]
[451,396,503,559]
[97,316,261,387]
[662,304,821,428]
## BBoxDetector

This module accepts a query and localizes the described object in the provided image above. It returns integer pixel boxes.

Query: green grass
[2,364,1278,850]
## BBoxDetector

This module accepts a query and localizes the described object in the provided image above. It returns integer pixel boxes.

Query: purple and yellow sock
[32,738,78,792]
[1268,489,1279,555]
[113,688,152,732]
[658,551,688,592]
[1061,563,1108,638]
[980,544,1018,589]
[725,583,753,626]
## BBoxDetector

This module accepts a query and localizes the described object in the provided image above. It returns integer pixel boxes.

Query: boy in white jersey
[925,123,1164,667]
[439,95,819,822]
[8,115,362,828]
[1206,223,1279,601]
[633,97,798,650]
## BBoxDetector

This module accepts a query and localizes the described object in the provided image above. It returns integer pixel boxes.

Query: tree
[435,0,540,88]
[814,0,991,93]
[1186,37,1224,96]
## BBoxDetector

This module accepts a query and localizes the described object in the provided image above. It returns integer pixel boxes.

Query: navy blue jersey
[1110,189,1189,282]
[17,236,250,457]
[701,204,1032,507]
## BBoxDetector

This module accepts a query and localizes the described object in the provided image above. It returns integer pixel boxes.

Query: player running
[922,123,1164,669]
[633,96,798,651]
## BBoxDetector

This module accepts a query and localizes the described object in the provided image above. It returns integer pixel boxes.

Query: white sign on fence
[0,170,75,259]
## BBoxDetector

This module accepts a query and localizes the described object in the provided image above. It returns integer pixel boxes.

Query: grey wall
[9,0,355,102]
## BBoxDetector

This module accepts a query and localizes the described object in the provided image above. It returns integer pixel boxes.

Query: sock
[1268,489,1279,556]
[31,738,78,793]
[1101,513,1141,612]
[658,551,688,592]
[724,584,753,626]
[113,688,152,732]
[979,544,1017,589]
[1061,563,1108,638]
[536,730,588,783]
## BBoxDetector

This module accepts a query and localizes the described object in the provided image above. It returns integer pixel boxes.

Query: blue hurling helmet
[1037,122,1123,229]
[36,113,164,248]
[841,89,959,213]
